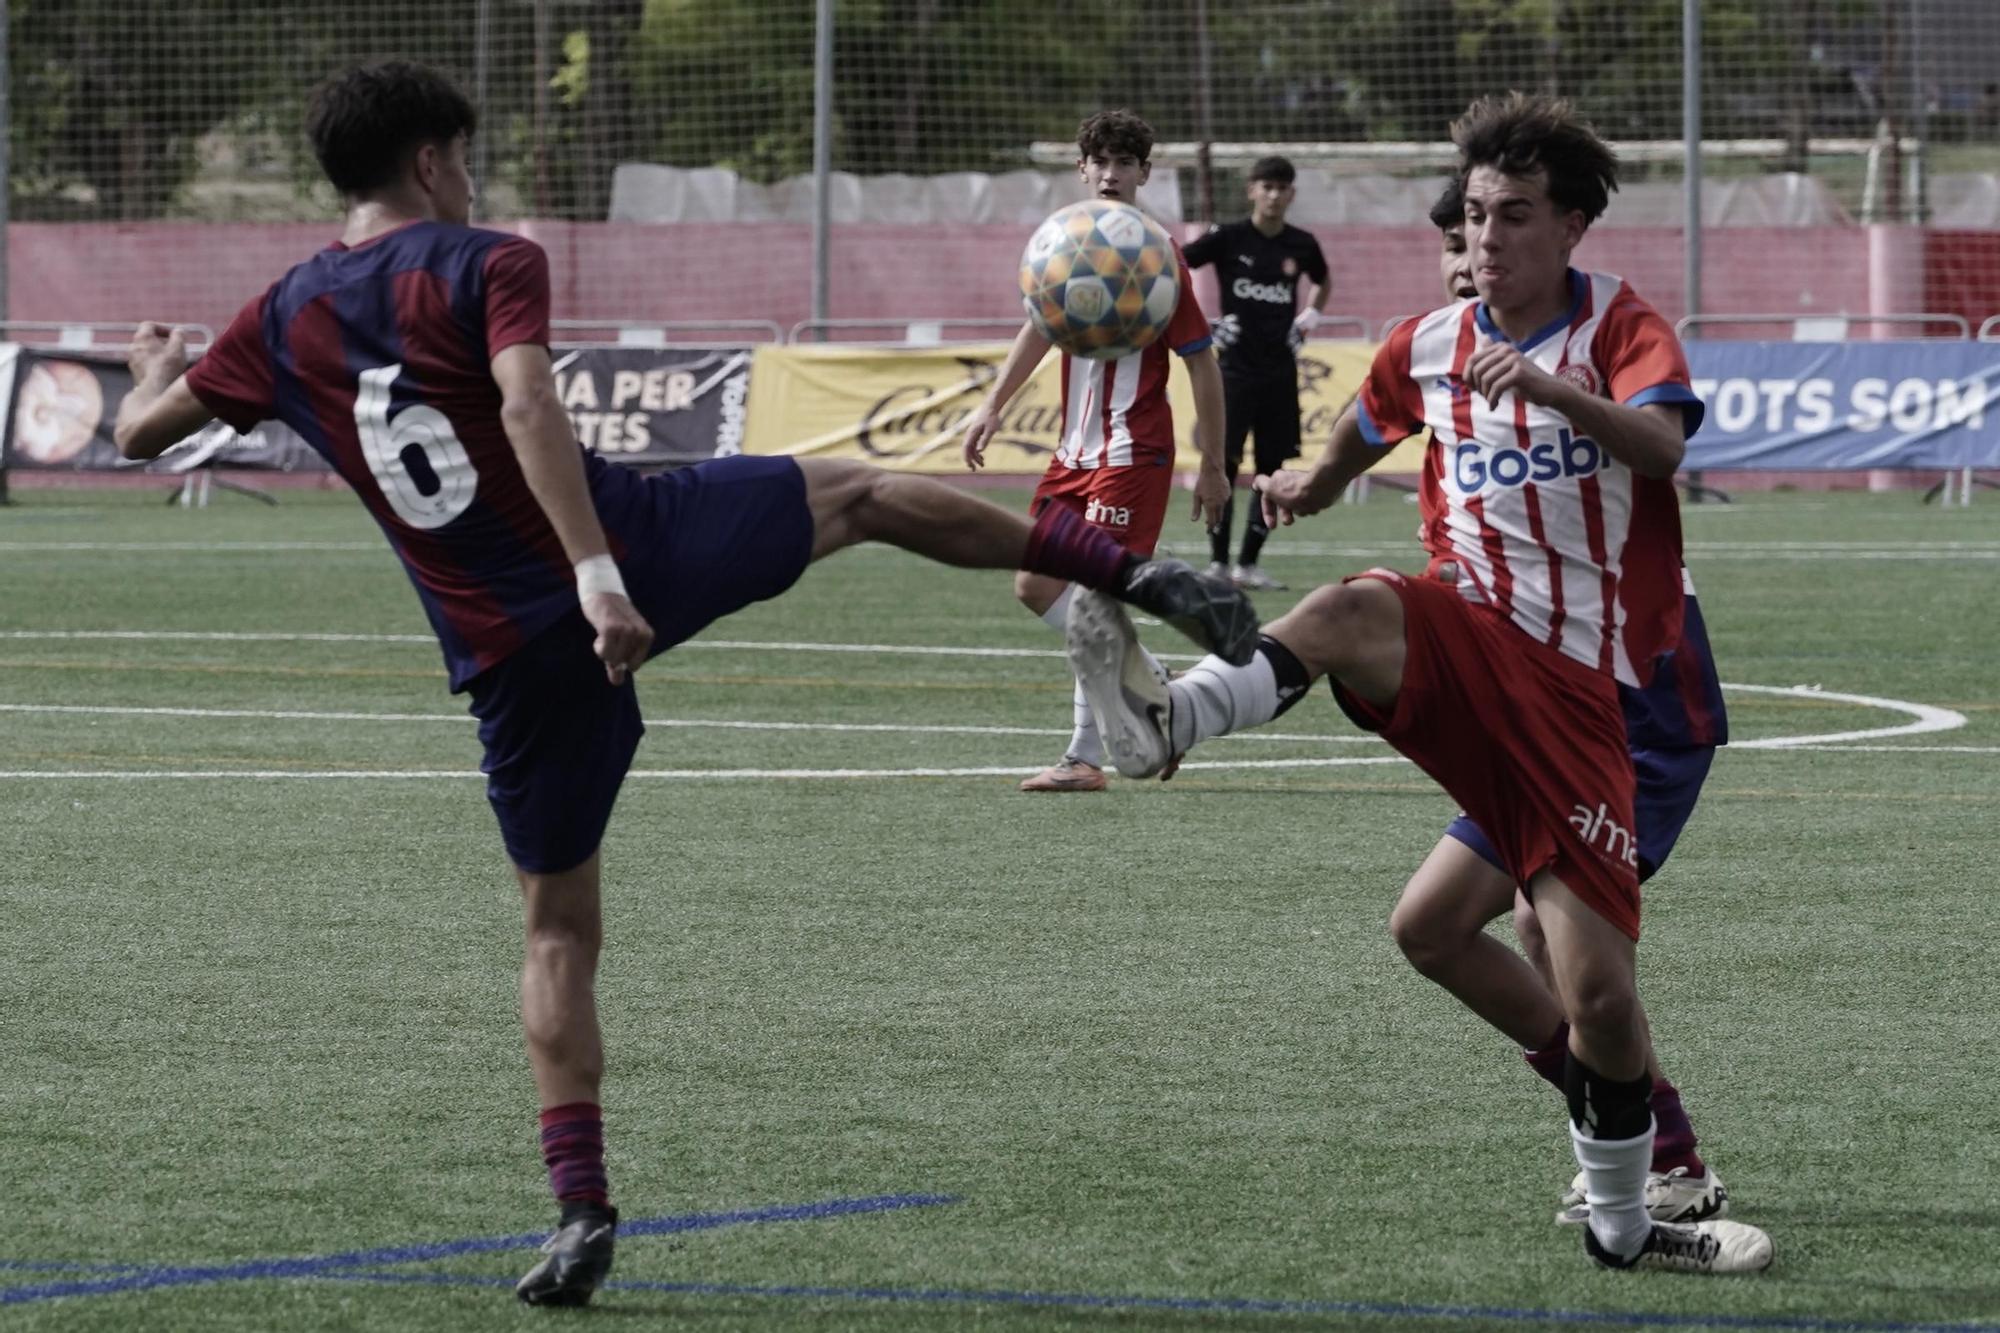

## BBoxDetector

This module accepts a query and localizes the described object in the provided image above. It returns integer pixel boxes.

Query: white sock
[1167,651,1279,753]
[1037,585,1076,633]
[1572,1119,1657,1259]
[1066,678,1106,768]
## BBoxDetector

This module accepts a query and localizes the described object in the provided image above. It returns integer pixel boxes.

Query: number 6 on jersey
[354,362,478,528]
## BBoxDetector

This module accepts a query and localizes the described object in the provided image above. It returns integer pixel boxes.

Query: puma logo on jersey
[1570,801,1640,867]
[1231,277,1295,305]
[1084,498,1132,528]
[1453,428,1606,492]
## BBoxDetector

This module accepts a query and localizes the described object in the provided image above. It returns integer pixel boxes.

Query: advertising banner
[551,346,753,466]
[0,344,753,475]
[1685,341,2000,471]
[742,340,1428,475]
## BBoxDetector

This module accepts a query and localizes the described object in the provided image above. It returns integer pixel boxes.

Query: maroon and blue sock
[1649,1079,1706,1176]
[540,1101,610,1213]
[1523,1020,1569,1091]
[1022,503,1133,592]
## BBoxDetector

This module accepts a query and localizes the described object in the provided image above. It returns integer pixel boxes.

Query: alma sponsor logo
[1084,497,1132,528]
[1570,801,1640,868]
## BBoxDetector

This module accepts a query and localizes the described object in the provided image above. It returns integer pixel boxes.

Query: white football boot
[1585,1218,1773,1274]
[1065,590,1175,779]
[1558,1165,1729,1226]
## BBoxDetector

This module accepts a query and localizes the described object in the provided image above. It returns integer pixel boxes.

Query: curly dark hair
[1076,109,1155,163]
[1428,175,1465,230]
[306,61,477,196]
[1451,92,1618,223]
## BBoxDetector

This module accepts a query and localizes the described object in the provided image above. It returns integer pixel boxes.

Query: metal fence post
[811,0,833,336]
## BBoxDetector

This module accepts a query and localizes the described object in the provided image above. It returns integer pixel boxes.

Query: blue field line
[0,1192,957,1308]
[311,1270,2000,1333]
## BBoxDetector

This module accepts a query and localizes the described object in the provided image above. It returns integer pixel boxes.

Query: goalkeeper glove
[1288,308,1321,354]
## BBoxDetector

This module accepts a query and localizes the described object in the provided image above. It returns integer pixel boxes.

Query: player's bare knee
[1388,896,1460,974]
[1563,968,1640,1043]
[1277,580,1400,677]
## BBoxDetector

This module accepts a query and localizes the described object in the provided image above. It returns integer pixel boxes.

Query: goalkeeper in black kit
[1183,155,1330,591]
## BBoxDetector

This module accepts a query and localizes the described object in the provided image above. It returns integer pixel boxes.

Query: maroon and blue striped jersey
[186,220,643,689]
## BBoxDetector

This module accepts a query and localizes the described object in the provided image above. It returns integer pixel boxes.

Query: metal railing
[788,317,1025,346]
[1978,315,2000,341]
[0,320,216,349]
[550,319,782,349]
[1299,315,1372,340]
[1674,312,1971,341]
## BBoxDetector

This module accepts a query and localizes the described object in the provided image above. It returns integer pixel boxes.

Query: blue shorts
[1445,744,1717,886]
[467,456,814,873]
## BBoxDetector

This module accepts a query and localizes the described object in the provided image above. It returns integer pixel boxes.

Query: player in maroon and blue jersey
[112,61,1258,1309]
[1386,173,1733,1231]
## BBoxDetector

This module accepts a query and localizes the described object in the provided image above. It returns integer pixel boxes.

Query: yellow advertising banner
[741,340,1429,475]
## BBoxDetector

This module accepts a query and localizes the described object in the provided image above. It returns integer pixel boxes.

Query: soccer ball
[1018,201,1181,360]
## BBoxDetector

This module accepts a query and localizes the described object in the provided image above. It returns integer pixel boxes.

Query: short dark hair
[1248,155,1296,185]
[1450,92,1618,224]
[1076,110,1154,163]
[307,62,477,196]
[1428,176,1465,230]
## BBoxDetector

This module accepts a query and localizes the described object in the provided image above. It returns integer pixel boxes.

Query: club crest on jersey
[1453,427,1606,492]
[1281,257,1298,277]
[1558,363,1602,396]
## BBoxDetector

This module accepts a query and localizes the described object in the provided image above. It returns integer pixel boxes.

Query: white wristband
[575,554,627,602]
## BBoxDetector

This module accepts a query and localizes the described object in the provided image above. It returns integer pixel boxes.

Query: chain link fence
[7,1,2000,332]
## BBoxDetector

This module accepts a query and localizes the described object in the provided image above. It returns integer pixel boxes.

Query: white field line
[0,541,381,552]
[0,629,1085,658]
[1722,684,1967,748]
[0,758,1413,781]
[0,681,1980,781]
[7,536,2000,561]
[0,702,1356,746]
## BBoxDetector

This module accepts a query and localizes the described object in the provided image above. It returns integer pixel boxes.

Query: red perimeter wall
[9,220,1973,338]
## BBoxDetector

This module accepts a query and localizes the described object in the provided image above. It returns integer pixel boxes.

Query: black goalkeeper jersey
[1183,219,1330,379]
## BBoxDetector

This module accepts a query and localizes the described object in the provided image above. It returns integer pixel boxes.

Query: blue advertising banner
[1684,342,2000,471]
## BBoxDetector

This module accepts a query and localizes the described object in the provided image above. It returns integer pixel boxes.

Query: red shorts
[1029,459,1174,557]
[1334,570,1644,939]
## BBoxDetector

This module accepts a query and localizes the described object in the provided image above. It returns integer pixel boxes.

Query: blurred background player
[1069,93,1771,1274]
[963,110,1230,794]
[1184,155,1329,591]
[113,63,1258,1309]
[1387,174,1733,1229]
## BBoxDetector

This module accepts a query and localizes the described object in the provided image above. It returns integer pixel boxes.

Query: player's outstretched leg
[800,460,1257,663]
[1067,577,1403,778]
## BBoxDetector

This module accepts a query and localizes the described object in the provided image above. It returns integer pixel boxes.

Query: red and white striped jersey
[1053,248,1213,469]
[1356,269,1704,688]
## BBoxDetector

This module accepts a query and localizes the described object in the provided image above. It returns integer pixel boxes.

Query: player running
[1067,93,1771,1274]
[112,62,1257,1309]
[1183,155,1329,591]
[962,110,1230,795]
[1388,175,1732,1229]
